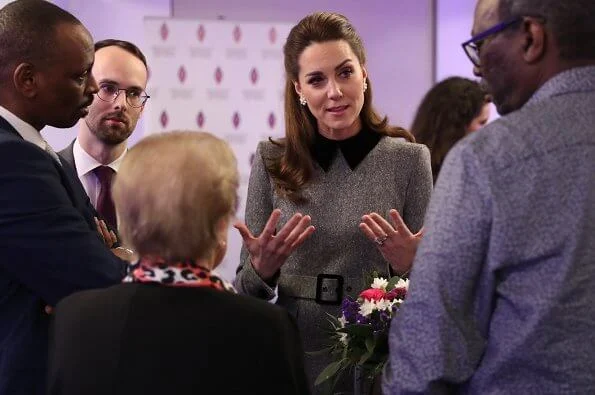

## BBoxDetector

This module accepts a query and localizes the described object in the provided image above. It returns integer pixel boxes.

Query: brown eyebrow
[304,59,353,78]
[99,79,143,91]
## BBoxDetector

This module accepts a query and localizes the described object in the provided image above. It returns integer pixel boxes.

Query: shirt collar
[311,127,382,171]
[0,105,46,150]
[73,137,127,178]
[526,65,595,107]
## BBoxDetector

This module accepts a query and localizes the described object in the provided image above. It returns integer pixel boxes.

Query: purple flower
[356,313,369,325]
[341,297,360,324]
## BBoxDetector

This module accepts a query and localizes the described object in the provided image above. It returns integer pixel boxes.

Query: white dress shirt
[72,138,126,208]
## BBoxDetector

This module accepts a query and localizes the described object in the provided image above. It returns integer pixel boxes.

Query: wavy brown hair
[267,12,414,202]
[411,77,491,181]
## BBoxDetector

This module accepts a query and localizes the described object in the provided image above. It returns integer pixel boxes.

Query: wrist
[250,256,278,284]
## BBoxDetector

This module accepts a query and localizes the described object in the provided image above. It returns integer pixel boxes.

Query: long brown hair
[411,77,491,181]
[267,12,414,202]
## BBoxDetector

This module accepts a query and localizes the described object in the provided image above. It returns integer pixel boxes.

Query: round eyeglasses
[96,83,150,108]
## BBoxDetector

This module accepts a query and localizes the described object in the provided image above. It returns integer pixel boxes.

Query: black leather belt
[279,274,363,305]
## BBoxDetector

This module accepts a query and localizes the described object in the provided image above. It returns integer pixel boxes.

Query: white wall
[435,0,476,81]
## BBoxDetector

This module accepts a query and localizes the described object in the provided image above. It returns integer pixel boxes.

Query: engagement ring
[374,234,388,246]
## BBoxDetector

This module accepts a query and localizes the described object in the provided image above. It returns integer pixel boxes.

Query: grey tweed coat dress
[235,134,433,393]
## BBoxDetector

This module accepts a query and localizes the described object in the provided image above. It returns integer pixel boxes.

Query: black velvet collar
[311,127,382,171]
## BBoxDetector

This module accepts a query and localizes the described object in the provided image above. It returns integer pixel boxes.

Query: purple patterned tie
[93,166,117,230]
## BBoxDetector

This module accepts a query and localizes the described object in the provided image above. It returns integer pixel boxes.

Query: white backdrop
[144,19,292,280]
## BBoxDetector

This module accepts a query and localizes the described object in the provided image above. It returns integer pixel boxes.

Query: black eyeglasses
[96,83,150,108]
[461,17,522,67]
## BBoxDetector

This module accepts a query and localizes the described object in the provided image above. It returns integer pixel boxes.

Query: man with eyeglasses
[59,39,149,233]
[383,0,595,393]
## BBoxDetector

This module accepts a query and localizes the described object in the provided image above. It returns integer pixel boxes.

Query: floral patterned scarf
[123,256,236,293]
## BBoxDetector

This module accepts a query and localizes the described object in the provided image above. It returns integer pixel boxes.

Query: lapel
[0,116,94,229]
[58,139,75,168]
[0,115,20,138]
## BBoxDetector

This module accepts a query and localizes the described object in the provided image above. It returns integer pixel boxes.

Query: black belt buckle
[315,274,344,305]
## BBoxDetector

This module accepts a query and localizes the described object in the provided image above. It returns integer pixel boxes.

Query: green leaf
[365,337,376,353]
[338,324,374,338]
[306,346,334,356]
[386,275,402,290]
[359,348,374,365]
[314,359,345,386]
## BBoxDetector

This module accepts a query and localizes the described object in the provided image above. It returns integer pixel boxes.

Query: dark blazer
[0,117,126,395]
[57,139,75,169]
[48,283,310,395]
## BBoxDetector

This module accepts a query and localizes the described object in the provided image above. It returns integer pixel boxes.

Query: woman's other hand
[235,209,315,281]
[359,209,423,276]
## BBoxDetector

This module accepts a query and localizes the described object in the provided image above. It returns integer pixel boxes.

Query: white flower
[375,298,392,311]
[359,299,376,316]
[371,277,388,290]
[393,278,409,290]
[338,315,347,327]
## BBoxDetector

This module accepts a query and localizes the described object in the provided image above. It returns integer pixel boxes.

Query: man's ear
[522,17,546,64]
[13,63,38,99]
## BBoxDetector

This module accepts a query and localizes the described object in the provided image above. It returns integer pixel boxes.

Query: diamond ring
[374,234,388,246]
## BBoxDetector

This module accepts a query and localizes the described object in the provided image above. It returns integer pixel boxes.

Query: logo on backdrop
[160,111,168,128]
[250,68,259,85]
[214,67,223,85]
[171,65,193,99]
[160,23,169,41]
[268,112,276,129]
[243,67,264,100]
[178,66,187,84]
[233,26,242,43]
[227,25,247,59]
[268,27,277,44]
[152,22,175,58]
[208,66,228,99]
[197,111,205,129]
[226,111,247,144]
[190,24,211,58]
[232,112,241,129]
[262,26,281,59]
[197,24,206,42]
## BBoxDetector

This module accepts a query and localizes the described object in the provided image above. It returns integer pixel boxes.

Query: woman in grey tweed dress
[234,12,433,394]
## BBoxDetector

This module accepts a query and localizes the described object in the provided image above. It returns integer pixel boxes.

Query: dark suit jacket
[56,139,75,170]
[0,117,126,395]
[48,283,310,395]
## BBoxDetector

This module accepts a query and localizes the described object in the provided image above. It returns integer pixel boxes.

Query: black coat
[48,283,310,395]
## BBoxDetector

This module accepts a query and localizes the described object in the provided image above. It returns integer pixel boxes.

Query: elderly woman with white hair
[47,131,309,395]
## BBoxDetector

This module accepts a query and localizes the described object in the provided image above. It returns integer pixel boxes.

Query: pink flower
[385,287,407,301]
[359,288,386,301]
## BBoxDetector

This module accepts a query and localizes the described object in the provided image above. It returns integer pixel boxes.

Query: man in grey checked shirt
[382,0,595,393]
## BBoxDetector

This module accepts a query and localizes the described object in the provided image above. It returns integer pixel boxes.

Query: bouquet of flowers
[314,274,409,389]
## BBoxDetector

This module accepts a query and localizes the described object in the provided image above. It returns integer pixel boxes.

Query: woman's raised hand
[359,209,423,276]
[235,209,315,280]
